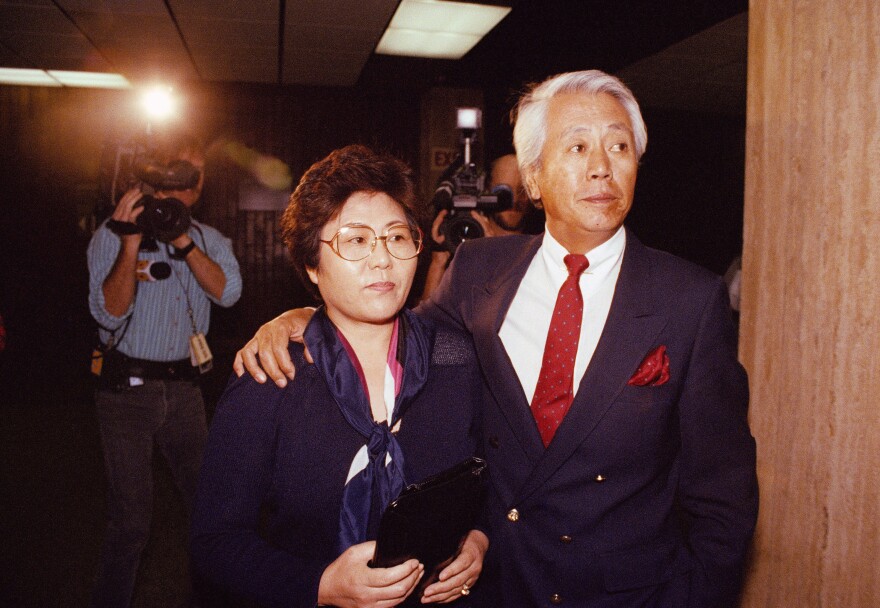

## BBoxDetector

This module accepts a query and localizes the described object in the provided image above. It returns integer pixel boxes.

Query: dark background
[0,1,746,604]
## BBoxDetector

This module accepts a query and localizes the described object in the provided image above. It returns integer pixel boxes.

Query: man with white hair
[234,69,758,607]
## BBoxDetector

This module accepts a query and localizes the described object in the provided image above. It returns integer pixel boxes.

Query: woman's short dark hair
[280,145,419,292]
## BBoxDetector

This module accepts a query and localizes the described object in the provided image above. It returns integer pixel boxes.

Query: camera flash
[141,85,176,121]
[456,108,481,130]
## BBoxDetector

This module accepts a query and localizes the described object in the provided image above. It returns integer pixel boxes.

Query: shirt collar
[540,225,626,279]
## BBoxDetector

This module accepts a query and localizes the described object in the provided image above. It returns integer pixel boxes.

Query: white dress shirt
[499,226,626,403]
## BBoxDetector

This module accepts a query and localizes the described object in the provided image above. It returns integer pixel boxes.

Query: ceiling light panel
[48,70,131,88]
[0,68,61,86]
[376,0,510,59]
[0,67,131,88]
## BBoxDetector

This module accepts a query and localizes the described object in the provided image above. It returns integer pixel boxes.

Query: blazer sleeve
[190,370,329,607]
[676,277,758,608]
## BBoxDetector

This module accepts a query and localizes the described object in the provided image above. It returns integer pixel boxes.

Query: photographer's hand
[430,209,448,244]
[420,210,451,303]
[469,211,518,238]
[101,188,144,317]
[113,188,145,233]
[168,230,227,301]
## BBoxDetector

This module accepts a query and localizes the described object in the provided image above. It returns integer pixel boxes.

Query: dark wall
[629,107,745,275]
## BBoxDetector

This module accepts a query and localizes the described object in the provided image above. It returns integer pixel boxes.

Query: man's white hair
[512,70,648,183]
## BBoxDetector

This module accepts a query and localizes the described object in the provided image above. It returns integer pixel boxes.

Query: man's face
[524,92,638,253]
[158,149,205,208]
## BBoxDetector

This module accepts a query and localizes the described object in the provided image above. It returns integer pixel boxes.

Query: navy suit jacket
[418,228,758,608]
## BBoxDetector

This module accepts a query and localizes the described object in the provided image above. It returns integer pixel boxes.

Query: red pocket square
[627,345,670,386]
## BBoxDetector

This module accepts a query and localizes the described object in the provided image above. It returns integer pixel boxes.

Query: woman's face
[307,191,418,329]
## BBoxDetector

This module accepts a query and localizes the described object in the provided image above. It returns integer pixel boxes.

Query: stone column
[740,1,880,605]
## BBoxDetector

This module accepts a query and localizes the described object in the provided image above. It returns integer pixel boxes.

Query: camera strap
[167,225,213,373]
[106,219,141,236]
[92,315,132,376]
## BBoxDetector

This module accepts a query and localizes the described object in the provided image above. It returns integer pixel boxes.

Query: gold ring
[461,584,470,596]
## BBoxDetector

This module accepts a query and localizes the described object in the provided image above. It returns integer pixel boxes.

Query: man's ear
[524,171,542,202]
[306,266,319,285]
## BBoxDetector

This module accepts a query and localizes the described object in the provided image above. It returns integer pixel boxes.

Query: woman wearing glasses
[190,145,487,607]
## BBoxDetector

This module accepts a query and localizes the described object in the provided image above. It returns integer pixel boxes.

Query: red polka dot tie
[531,254,589,447]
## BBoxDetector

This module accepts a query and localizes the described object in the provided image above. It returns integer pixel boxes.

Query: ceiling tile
[0,4,81,35]
[286,0,398,30]
[0,41,33,68]
[167,0,278,21]
[5,30,94,57]
[284,49,366,86]
[55,0,169,16]
[197,47,277,83]
[286,23,380,52]
[177,16,277,48]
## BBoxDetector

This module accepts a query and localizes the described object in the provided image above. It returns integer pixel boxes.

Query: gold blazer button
[506,508,520,522]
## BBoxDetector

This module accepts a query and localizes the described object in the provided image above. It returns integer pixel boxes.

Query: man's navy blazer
[419,228,758,607]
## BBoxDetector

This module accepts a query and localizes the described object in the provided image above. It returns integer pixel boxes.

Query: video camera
[106,142,201,244]
[431,108,512,253]
[131,158,198,242]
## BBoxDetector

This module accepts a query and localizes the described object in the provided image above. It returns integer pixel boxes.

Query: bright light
[376,0,511,59]
[141,86,176,121]
[457,108,481,130]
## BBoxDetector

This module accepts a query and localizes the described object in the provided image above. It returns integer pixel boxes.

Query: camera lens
[442,213,484,252]
[135,195,191,242]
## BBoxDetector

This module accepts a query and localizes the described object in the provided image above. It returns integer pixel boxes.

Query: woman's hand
[318,541,424,608]
[420,530,489,604]
[232,308,316,386]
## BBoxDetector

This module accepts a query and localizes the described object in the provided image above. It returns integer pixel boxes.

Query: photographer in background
[87,132,242,608]
[421,153,543,300]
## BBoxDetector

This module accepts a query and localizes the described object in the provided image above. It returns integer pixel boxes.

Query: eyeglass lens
[336,225,421,261]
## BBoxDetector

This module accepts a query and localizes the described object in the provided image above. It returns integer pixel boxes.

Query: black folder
[371,456,487,600]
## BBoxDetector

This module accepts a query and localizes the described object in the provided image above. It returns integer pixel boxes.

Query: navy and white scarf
[304,307,435,553]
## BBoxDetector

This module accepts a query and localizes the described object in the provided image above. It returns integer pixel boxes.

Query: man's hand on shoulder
[232,308,316,386]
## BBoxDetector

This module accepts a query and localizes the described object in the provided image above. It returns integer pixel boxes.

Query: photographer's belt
[119,356,198,382]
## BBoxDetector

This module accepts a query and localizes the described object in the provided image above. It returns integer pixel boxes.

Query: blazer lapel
[469,235,546,465]
[515,230,670,501]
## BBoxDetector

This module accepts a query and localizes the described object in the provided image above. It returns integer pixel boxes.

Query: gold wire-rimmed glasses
[319,224,424,261]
